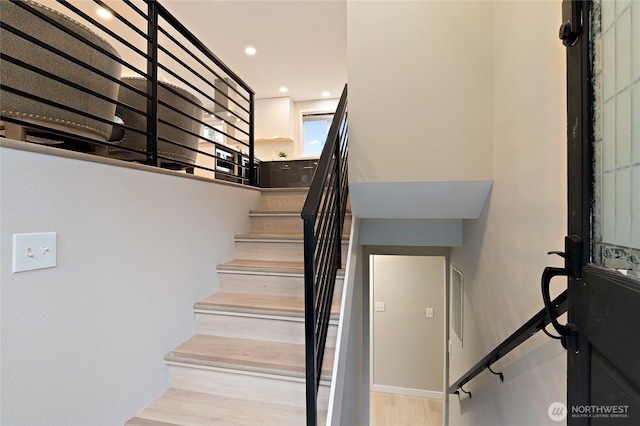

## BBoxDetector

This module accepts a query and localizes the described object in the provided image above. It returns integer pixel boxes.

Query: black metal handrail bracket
[301,84,348,426]
[448,290,568,397]
[0,0,256,185]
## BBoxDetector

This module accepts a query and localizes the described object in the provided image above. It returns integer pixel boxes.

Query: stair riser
[169,365,330,410]
[235,241,349,263]
[257,191,309,212]
[251,215,352,234]
[219,272,344,299]
[197,313,338,347]
[258,190,352,213]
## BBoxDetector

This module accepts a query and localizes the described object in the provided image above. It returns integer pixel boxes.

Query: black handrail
[0,0,256,185]
[301,84,348,426]
[448,290,568,397]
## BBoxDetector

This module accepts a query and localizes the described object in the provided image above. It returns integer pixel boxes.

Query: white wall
[347,0,493,184]
[0,141,261,425]
[372,255,445,397]
[448,1,567,425]
[346,0,568,424]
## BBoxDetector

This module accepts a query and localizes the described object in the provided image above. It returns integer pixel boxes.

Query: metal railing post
[249,91,256,185]
[146,0,159,167]
[303,217,318,426]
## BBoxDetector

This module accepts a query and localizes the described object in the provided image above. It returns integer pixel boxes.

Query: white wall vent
[450,265,464,346]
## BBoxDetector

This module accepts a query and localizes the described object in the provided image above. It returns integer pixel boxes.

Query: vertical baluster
[146,0,159,167]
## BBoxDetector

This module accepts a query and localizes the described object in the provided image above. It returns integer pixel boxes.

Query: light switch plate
[13,232,57,273]
[375,301,385,312]
[426,307,434,318]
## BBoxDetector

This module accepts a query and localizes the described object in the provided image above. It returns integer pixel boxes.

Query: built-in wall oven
[241,155,260,185]
[215,147,234,175]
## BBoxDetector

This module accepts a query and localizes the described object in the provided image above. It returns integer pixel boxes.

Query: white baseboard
[372,384,443,400]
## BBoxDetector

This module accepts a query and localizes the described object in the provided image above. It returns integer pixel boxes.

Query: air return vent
[450,265,464,346]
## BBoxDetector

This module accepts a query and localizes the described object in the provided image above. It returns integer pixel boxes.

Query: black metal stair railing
[301,84,348,426]
[0,0,256,185]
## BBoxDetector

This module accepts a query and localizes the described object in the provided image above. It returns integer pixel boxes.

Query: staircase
[126,187,350,425]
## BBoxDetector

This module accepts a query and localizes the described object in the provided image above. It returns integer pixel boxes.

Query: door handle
[541,235,582,353]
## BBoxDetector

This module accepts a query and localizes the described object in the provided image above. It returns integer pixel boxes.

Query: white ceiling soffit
[161,0,348,102]
[349,181,494,220]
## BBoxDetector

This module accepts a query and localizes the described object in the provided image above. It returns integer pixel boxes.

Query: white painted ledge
[349,181,493,220]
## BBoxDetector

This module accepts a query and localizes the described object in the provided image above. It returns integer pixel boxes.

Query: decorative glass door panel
[592,0,640,279]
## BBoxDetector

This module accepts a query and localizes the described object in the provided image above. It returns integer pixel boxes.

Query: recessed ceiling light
[245,47,256,56]
[96,8,113,20]
[279,87,288,93]
[321,91,330,97]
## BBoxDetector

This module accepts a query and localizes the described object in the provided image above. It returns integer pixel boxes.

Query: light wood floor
[370,392,443,426]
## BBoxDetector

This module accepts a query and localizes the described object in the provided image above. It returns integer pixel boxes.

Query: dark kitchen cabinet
[259,159,318,188]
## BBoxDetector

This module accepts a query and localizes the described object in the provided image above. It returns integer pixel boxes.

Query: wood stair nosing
[165,334,334,381]
[217,259,304,275]
[217,259,346,277]
[234,232,350,242]
[194,292,341,320]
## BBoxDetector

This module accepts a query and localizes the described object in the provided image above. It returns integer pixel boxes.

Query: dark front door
[558,0,640,424]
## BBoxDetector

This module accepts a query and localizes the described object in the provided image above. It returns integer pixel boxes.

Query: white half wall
[0,141,261,425]
[349,181,493,220]
[328,218,368,426]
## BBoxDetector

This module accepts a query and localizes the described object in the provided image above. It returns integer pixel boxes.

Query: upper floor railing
[0,0,256,185]
[301,83,348,425]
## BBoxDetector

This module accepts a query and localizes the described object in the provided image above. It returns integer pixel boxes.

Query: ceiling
[161,0,347,102]
[35,0,346,103]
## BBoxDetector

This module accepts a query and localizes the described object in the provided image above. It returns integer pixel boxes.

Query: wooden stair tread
[126,417,180,426]
[260,187,310,193]
[127,388,325,426]
[250,210,303,216]
[250,209,352,215]
[167,335,334,380]
[235,232,350,241]
[217,259,346,277]
[218,259,304,273]
[195,292,340,318]
[235,232,305,240]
